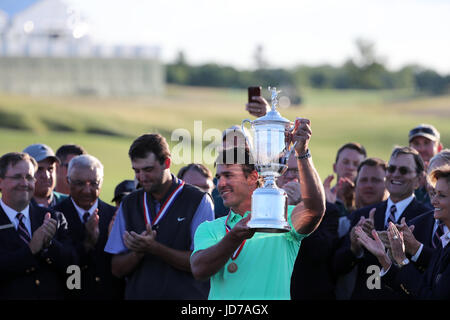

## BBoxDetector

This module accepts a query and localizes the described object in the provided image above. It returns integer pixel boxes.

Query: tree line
[166,40,449,96]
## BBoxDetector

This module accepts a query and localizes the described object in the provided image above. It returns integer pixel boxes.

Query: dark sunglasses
[387,165,412,175]
[409,127,436,137]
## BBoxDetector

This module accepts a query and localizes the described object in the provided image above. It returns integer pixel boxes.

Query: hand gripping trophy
[242,87,297,232]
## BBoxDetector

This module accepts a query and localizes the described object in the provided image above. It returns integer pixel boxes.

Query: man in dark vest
[105,133,214,299]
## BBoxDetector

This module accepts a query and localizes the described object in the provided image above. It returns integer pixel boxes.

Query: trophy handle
[284,141,298,160]
[283,121,298,160]
[241,119,254,151]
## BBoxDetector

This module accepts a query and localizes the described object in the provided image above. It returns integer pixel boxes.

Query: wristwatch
[398,258,410,267]
[297,149,311,160]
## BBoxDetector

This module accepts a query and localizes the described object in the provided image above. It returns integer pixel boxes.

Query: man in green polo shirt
[190,118,326,299]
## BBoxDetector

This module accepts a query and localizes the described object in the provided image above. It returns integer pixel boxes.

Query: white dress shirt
[0,198,32,235]
[384,195,415,226]
[71,198,98,223]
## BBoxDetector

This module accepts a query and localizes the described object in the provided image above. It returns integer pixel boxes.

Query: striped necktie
[16,213,31,244]
[83,212,90,224]
[386,204,397,227]
[432,222,445,248]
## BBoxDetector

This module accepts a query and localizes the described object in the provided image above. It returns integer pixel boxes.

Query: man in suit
[394,149,450,273]
[0,152,77,299]
[53,154,123,299]
[355,165,450,299]
[333,146,430,299]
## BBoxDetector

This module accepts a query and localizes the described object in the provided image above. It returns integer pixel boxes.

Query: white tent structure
[0,0,164,96]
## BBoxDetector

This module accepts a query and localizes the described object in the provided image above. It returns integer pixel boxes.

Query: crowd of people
[0,95,448,300]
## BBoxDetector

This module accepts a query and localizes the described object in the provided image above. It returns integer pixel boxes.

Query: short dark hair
[56,144,87,162]
[215,147,261,187]
[177,163,213,180]
[335,142,367,163]
[0,152,37,178]
[356,157,387,182]
[390,146,424,175]
[128,134,171,164]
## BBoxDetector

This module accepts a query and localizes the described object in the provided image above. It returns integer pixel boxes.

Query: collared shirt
[439,223,450,248]
[384,195,415,226]
[105,193,214,254]
[0,198,32,235]
[71,198,99,223]
[192,206,307,300]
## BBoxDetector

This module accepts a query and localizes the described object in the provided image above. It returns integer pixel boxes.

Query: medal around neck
[227,262,238,273]
[241,86,296,233]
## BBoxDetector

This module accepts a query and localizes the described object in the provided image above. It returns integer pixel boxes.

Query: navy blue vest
[122,180,209,299]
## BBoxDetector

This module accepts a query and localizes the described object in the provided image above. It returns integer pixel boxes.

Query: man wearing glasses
[333,146,430,299]
[53,154,124,299]
[0,152,76,299]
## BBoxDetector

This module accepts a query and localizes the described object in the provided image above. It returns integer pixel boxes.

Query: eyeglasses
[3,174,36,182]
[387,165,413,175]
[69,179,101,189]
[409,127,436,137]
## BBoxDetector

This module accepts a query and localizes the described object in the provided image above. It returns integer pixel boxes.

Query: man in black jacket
[333,146,430,299]
[53,154,124,300]
[0,152,76,299]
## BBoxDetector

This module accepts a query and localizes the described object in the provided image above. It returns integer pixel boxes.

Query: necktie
[387,205,397,227]
[432,222,445,248]
[16,213,31,244]
[83,212,90,224]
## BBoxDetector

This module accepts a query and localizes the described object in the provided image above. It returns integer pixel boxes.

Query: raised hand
[355,227,387,258]
[123,223,158,254]
[228,214,255,245]
[29,212,57,254]
[323,175,337,203]
[84,209,100,251]
[282,181,302,205]
[350,216,366,255]
[396,218,420,256]
[361,208,376,236]
[245,96,270,117]
[387,222,407,265]
[292,118,312,156]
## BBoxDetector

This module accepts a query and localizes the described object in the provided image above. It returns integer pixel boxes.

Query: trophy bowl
[241,87,296,232]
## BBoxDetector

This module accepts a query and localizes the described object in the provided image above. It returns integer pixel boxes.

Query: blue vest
[121,182,209,299]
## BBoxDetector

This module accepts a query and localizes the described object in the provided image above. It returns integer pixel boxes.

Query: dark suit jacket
[407,211,437,272]
[291,202,340,300]
[0,202,77,300]
[383,242,450,299]
[332,198,430,300]
[53,197,124,300]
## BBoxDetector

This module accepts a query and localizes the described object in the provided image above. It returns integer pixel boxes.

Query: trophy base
[248,219,291,233]
[249,186,291,233]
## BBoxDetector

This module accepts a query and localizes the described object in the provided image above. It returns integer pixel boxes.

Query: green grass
[0,85,449,204]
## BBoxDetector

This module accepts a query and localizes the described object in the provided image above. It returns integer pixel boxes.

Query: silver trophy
[242,87,297,233]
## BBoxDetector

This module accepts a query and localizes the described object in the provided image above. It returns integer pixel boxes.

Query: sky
[60,0,450,74]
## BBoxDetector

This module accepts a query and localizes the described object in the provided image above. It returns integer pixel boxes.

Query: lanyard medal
[142,180,185,228]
